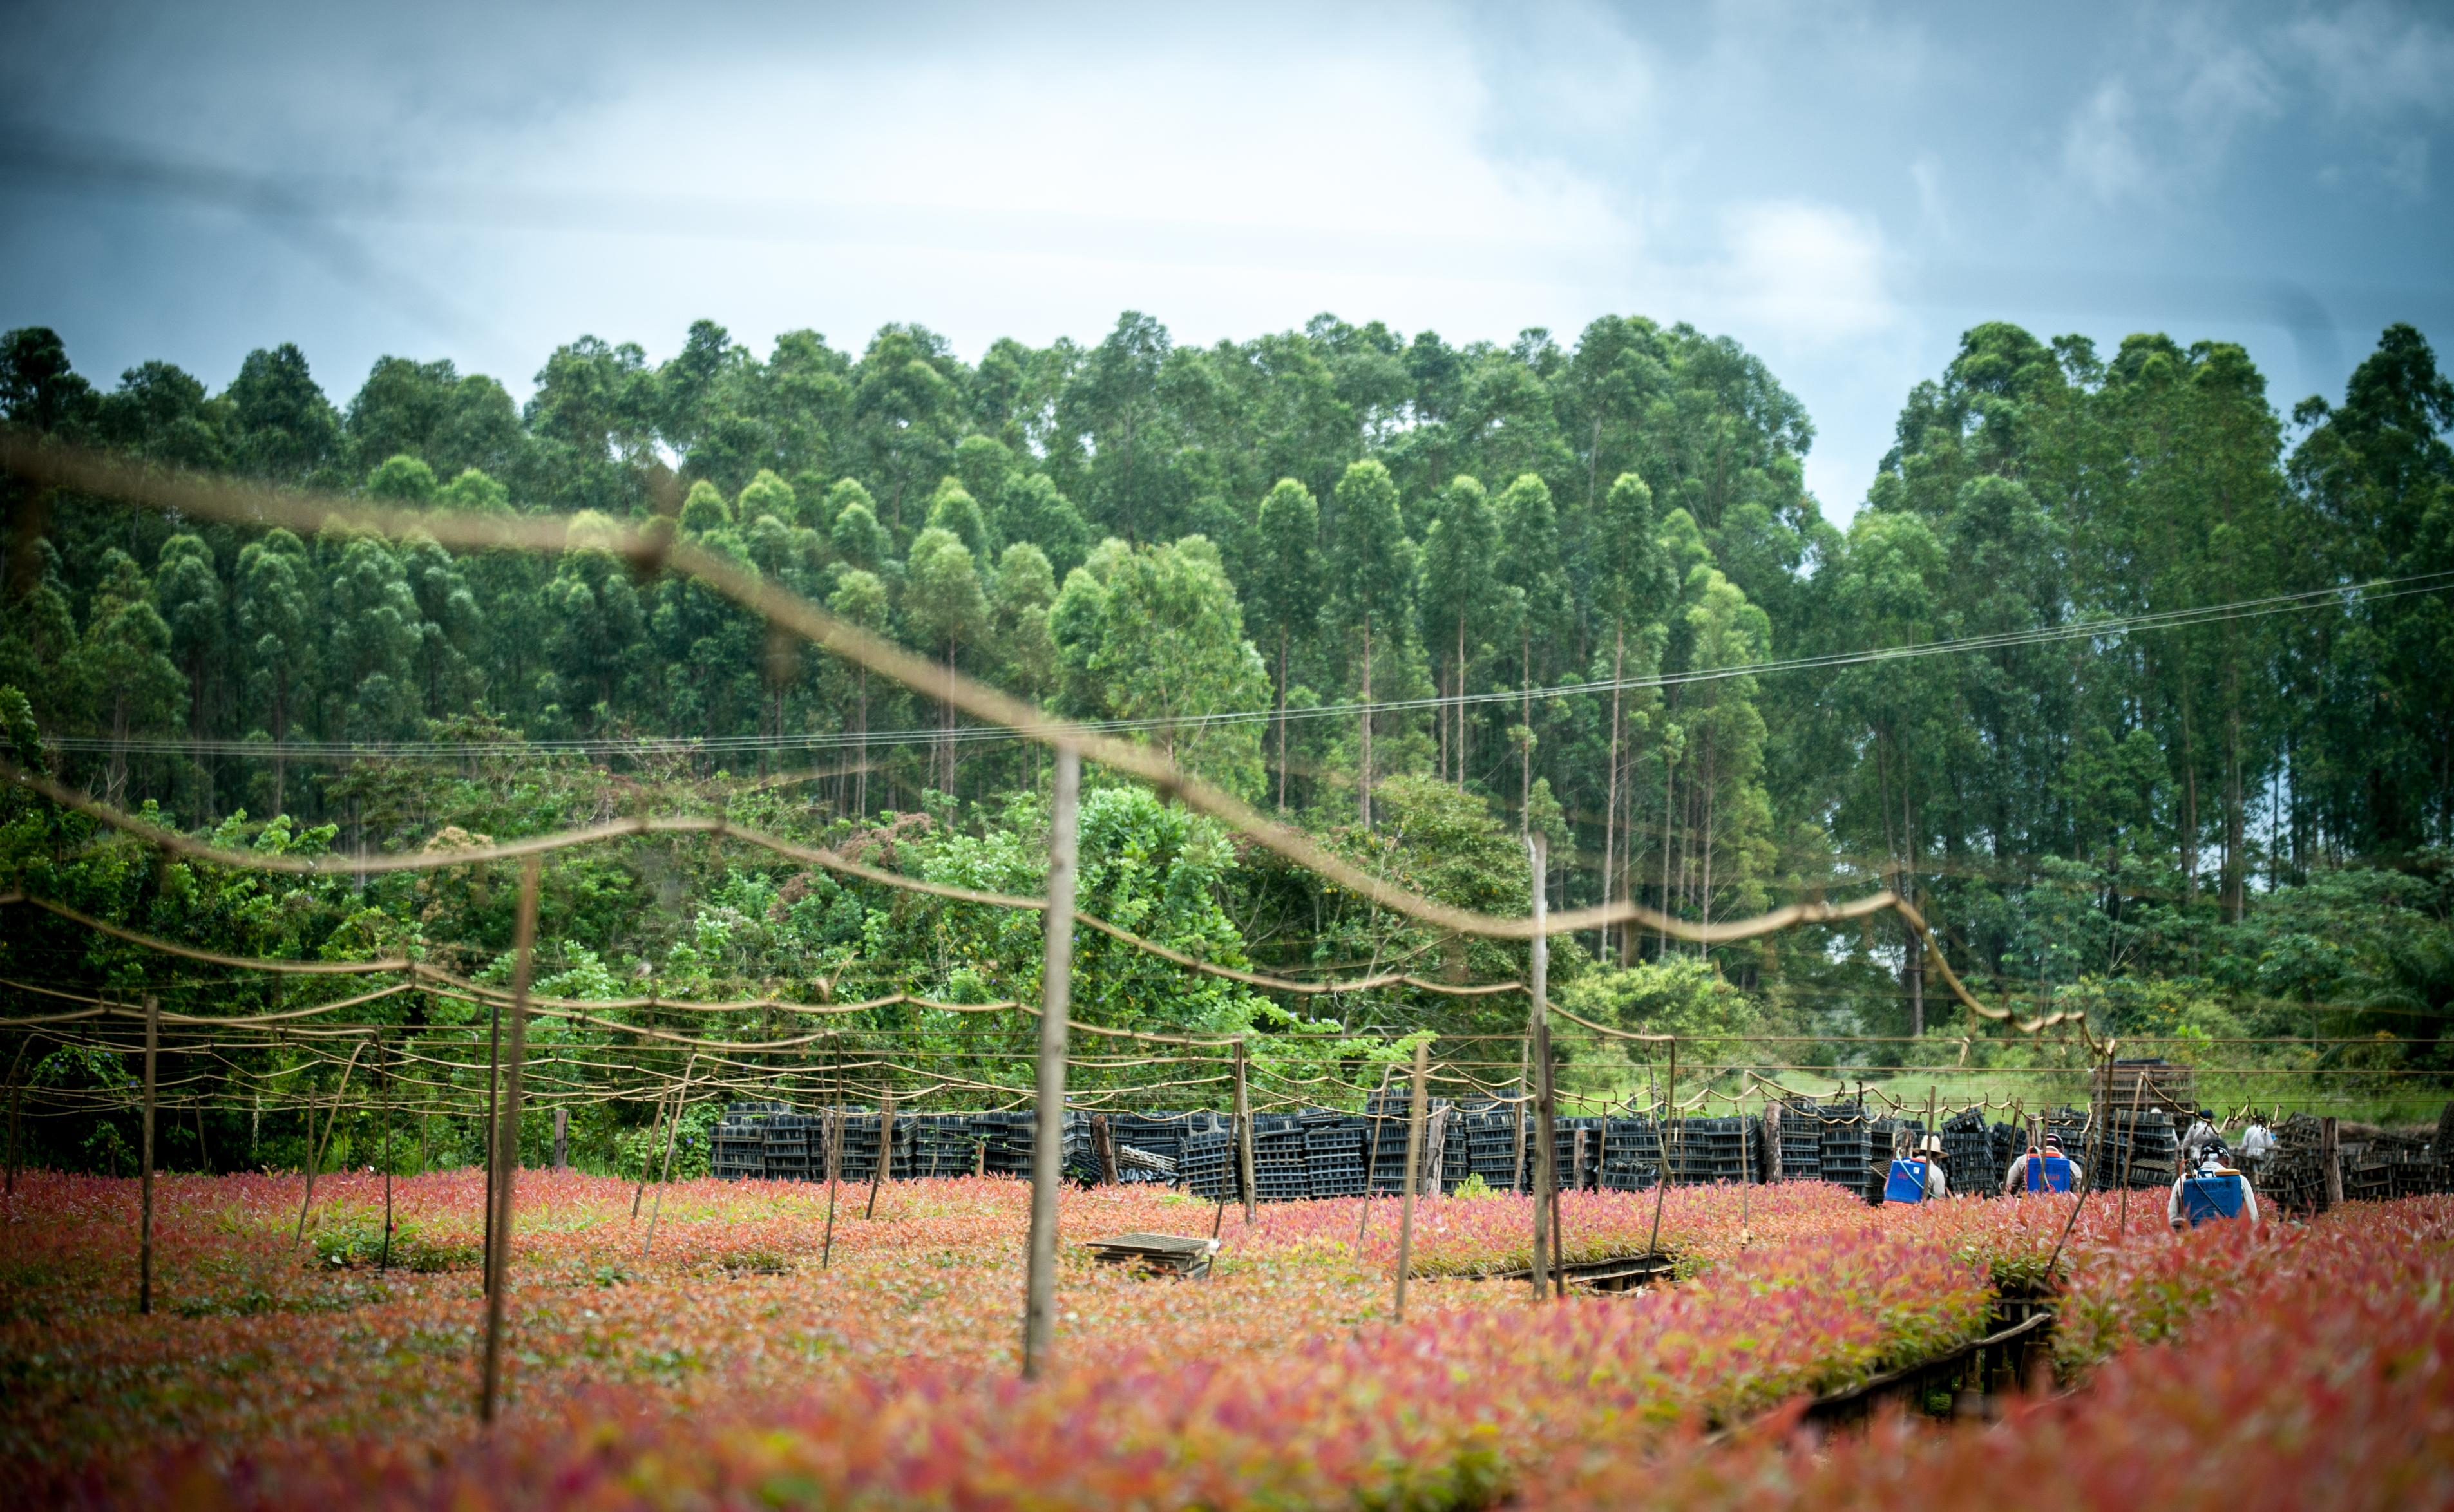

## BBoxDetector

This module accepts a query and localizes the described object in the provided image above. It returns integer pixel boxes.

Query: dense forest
[2,309,2451,1170]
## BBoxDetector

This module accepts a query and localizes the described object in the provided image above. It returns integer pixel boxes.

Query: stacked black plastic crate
[1817,1104,1872,1195]
[761,1112,817,1181]
[1181,1126,1238,1200]
[1464,1108,1521,1191]
[1111,1112,1192,1183]
[1250,1112,1308,1202]
[1601,1116,1660,1191]
[1552,1116,1604,1191]
[2100,1106,2176,1189]
[1775,1103,1822,1182]
[1941,1107,1996,1196]
[1304,1113,1367,1198]
[1666,1117,1749,1184]
[1989,1122,2021,1189]
[909,1115,977,1178]
[836,1112,914,1185]
[711,1104,776,1180]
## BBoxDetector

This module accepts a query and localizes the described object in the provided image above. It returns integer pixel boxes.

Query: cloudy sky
[3,0,2449,515]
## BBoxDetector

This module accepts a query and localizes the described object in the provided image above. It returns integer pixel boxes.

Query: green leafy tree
[1329,460,1411,827]
[1248,478,1320,811]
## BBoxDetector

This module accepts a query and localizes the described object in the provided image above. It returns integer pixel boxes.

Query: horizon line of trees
[2,310,2451,1030]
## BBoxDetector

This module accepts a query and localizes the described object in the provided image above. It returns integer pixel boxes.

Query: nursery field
[3,1171,2449,1511]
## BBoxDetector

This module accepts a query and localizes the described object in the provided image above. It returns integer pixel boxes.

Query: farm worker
[1885,1134,1948,1204]
[2169,1145,2260,1230]
[2180,1108,2220,1167]
[2004,1133,2083,1196]
[2240,1119,2276,1171]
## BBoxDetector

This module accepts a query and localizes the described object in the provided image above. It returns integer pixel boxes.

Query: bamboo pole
[1393,1041,1427,1322]
[631,1080,671,1223]
[863,1086,894,1221]
[2115,1065,2146,1238]
[1358,1060,1394,1247]
[1646,1037,1677,1258]
[379,1032,394,1272]
[292,1037,366,1248]
[642,1052,699,1260]
[1022,745,1080,1381]
[1528,834,1555,1301]
[479,855,540,1427]
[821,1067,842,1267]
[1234,1037,1255,1225]
[8,1035,30,1197]
[139,994,157,1316]
[1510,1035,1529,1192]
[480,978,502,1294]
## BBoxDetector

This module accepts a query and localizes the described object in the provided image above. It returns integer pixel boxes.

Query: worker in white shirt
[2004,1131,2084,1195]
[2239,1118,2276,1172]
[2169,1144,2261,1229]
[2180,1108,2220,1167]
[1884,1133,1950,1204]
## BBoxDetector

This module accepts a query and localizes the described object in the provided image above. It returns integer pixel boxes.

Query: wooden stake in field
[139,994,157,1316]
[1528,834,1557,1302]
[379,1032,394,1273]
[1646,1037,1678,1259]
[6,1035,28,1198]
[2115,1064,2147,1239]
[1393,1040,1428,1322]
[1022,745,1081,1381]
[1510,1035,1529,1193]
[642,1052,698,1260]
[479,855,540,1428]
[632,1075,672,1224]
[292,1037,367,1249]
[863,1086,895,1221]
[821,1062,843,1268]
[480,981,502,1294]
[1357,1061,1394,1248]
[1234,1037,1257,1226]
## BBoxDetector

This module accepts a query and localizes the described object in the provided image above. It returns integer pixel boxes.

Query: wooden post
[821,1105,844,1267]
[864,1086,895,1220]
[1228,1039,1255,1224]
[1764,1100,1783,1183]
[1092,1113,1118,1185]
[1393,1041,1428,1321]
[292,1037,366,1248]
[642,1052,698,1259]
[1510,1035,1529,1192]
[2115,1066,2147,1238]
[7,1035,29,1197]
[1528,833,1556,1301]
[479,856,539,1427]
[552,1106,568,1170]
[480,983,502,1294]
[2320,1115,2342,1211]
[1358,1061,1393,1247]
[631,1079,671,1223]
[1022,744,1080,1381]
[139,995,157,1316]
[379,1032,394,1272]
[1646,1037,1677,1258]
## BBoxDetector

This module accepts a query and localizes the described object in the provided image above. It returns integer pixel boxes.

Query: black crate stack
[1554,1117,1604,1191]
[1112,1112,1193,1184]
[1601,1116,1661,1191]
[1941,1108,1995,1195]
[2096,1107,2177,1189]
[712,1104,777,1180]
[1464,1108,1522,1190]
[1664,1117,1749,1184]
[1817,1106,1873,1193]
[757,1113,815,1181]
[1304,1115,1367,1198]
[1774,1104,1822,1181]
[837,1113,916,1185]
[1250,1113,1308,1203]
[965,1110,1035,1177]
[1181,1126,1238,1201]
[909,1114,977,1178]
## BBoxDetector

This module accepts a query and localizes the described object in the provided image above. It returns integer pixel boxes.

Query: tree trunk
[1276,629,1289,814]
[1903,778,1922,1039]
[1604,620,1624,965]
[1359,614,1374,830]
[1519,630,1532,833]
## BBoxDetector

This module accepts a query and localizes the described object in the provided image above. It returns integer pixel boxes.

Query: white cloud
[1717,202,1898,346]
[2062,79,2149,203]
